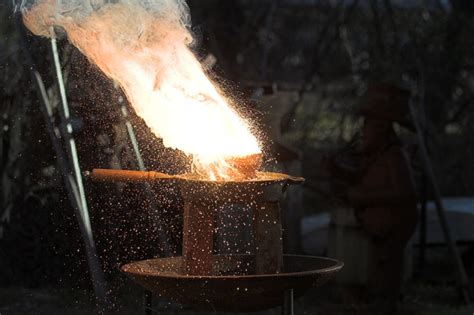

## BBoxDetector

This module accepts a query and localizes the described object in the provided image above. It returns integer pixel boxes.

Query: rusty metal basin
[121,254,343,312]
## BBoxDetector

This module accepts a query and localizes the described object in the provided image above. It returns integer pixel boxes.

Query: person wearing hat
[323,83,418,313]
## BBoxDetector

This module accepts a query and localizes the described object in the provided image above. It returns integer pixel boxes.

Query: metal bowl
[121,254,343,312]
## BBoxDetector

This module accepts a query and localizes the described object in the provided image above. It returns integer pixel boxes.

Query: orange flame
[23,1,261,180]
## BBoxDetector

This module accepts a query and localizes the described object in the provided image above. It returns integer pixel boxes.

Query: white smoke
[22,0,261,178]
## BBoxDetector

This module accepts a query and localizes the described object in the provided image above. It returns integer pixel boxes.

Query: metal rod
[120,104,146,171]
[116,100,173,256]
[417,73,428,273]
[144,290,152,315]
[282,289,294,315]
[50,31,88,214]
[49,30,108,306]
[409,98,471,304]
[418,173,427,271]
[15,19,108,308]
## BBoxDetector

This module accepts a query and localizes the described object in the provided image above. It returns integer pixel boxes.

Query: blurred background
[1,0,474,314]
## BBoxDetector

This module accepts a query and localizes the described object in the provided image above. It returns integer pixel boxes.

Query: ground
[1,280,472,315]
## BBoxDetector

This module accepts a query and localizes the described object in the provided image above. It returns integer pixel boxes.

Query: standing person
[324,83,418,313]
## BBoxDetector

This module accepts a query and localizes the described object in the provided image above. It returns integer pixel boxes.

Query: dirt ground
[1,246,473,315]
[0,280,473,315]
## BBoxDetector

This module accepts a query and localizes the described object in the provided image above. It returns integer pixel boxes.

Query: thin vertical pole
[282,289,294,315]
[50,30,108,306]
[120,104,145,171]
[409,98,471,304]
[117,101,172,256]
[418,174,427,271]
[144,290,152,315]
[50,33,88,215]
[417,69,428,272]
[118,95,173,314]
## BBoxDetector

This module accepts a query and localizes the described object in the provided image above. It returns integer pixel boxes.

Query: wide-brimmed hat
[359,83,415,131]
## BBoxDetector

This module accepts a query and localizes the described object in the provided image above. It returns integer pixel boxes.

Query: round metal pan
[121,254,343,312]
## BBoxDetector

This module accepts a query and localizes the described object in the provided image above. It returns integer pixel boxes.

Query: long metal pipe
[14,18,108,309]
[409,98,471,304]
[49,30,108,307]
[115,90,173,257]
[282,289,294,315]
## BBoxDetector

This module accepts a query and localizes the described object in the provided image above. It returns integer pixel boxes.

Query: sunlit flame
[23,0,261,180]
[121,48,261,180]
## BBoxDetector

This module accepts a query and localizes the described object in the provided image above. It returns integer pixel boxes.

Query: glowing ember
[22,0,261,180]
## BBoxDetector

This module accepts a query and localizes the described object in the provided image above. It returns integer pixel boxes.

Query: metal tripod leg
[117,91,174,315]
[49,32,109,307]
[282,289,294,315]
[117,100,173,256]
[16,17,108,309]
[409,99,471,304]
[144,290,153,315]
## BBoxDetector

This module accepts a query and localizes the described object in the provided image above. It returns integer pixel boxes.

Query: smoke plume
[22,0,261,179]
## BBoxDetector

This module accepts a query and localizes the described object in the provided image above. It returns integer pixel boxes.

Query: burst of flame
[23,0,261,180]
[120,44,261,180]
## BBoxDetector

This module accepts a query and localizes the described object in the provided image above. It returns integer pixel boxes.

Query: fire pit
[122,255,342,312]
[91,168,343,311]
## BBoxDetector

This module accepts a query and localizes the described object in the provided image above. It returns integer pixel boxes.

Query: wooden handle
[89,169,175,183]
[286,175,305,185]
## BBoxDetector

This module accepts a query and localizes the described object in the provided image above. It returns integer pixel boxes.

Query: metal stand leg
[117,102,172,256]
[15,16,109,309]
[282,289,294,315]
[49,31,109,307]
[409,99,471,303]
[144,290,152,315]
[417,174,428,272]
